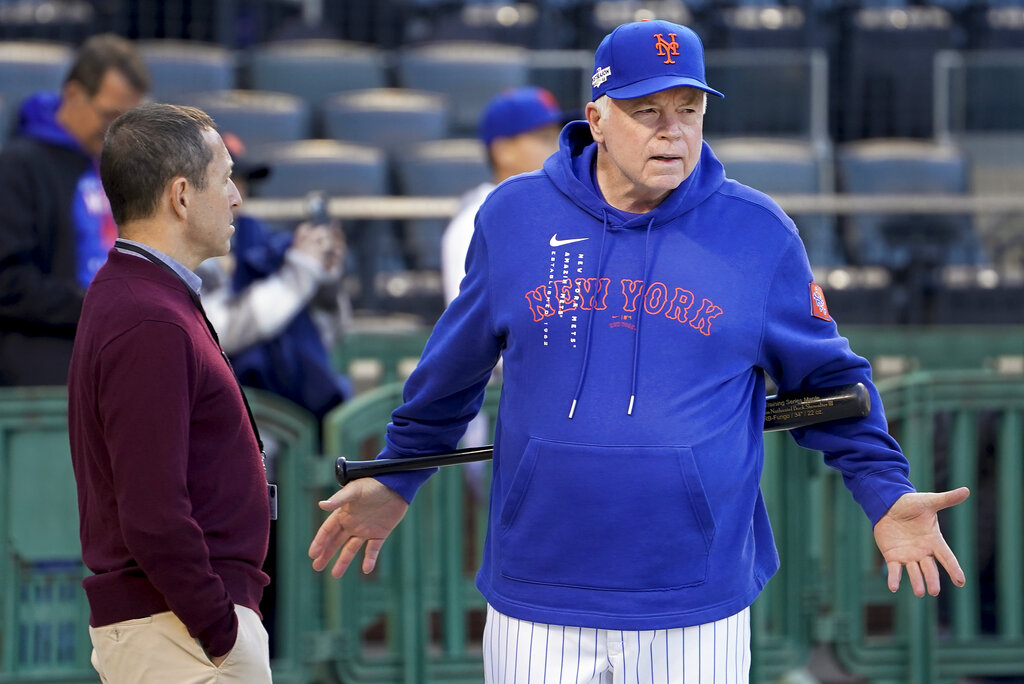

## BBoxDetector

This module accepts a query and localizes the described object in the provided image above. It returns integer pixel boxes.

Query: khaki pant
[88,605,272,683]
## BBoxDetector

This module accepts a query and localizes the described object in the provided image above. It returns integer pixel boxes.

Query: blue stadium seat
[397,41,528,136]
[137,40,235,103]
[255,139,387,198]
[397,138,489,198]
[704,49,829,144]
[712,136,842,265]
[182,90,311,147]
[321,88,449,152]
[709,5,810,49]
[836,138,983,270]
[246,39,388,134]
[836,6,959,140]
[0,41,71,121]
[939,50,1024,134]
[934,50,1024,202]
[969,6,1024,49]
[396,138,490,271]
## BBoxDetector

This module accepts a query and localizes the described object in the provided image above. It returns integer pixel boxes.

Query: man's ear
[585,102,604,144]
[169,177,189,221]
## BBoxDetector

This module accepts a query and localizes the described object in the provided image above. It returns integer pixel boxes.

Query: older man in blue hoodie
[310,21,969,683]
[0,34,148,385]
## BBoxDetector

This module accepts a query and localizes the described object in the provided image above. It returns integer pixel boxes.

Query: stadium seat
[837,138,982,322]
[711,136,842,265]
[934,265,1024,324]
[397,41,528,136]
[321,88,448,152]
[397,138,489,198]
[935,49,1024,135]
[837,138,979,265]
[836,6,959,140]
[704,49,829,144]
[709,5,810,49]
[182,90,311,147]
[396,138,490,272]
[0,40,71,119]
[137,40,235,103]
[255,139,387,199]
[967,5,1024,49]
[246,39,388,134]
[934,49,1024,211]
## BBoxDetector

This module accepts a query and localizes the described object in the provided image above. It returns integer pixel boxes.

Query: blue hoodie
[376,121,914,629]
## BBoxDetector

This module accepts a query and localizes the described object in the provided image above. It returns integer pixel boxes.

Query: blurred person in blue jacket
[197,132,353,421]
[0,34,149,385]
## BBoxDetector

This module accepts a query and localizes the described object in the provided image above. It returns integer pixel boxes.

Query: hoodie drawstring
[627,216,656,415]
[568,211,609,419]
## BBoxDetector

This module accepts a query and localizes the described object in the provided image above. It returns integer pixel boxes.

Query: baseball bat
[335,382,870,487]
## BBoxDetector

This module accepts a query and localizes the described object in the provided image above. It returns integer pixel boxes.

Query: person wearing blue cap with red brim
[311,20,969,682]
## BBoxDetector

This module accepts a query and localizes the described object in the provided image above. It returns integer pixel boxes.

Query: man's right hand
[309,478,409,578]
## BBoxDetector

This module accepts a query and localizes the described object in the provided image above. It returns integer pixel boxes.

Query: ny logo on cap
[654,33,679,65]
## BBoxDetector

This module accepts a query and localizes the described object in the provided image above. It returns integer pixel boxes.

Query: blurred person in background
[0,33,149,385]
[441,86,564,305]
[198,132,353,422]
[440,87,564,467]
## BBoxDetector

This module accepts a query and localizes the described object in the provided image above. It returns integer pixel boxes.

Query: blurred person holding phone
[197,132,353,421]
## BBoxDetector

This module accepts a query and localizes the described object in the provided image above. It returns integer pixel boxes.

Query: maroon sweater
[68,249,270,657]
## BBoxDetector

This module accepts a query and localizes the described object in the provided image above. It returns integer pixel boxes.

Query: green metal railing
[3,340,1023,683]
[317,383,499,684]
[829,370,1024,683]
[0,387,92,683]
[0,387,323,684]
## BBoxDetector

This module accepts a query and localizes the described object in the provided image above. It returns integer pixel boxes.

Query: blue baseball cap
[479,86,564,147]
[591,20,723,101]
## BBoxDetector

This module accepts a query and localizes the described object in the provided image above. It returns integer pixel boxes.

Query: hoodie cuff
[853,469,916,526]
[374,467,438,504]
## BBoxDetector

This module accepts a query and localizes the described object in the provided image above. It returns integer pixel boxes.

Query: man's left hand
[873,487,970,597]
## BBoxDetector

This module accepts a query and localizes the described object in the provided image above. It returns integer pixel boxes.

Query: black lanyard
[114,240,266,456]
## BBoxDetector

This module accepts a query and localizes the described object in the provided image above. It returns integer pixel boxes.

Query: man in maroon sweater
[68,103,273,682]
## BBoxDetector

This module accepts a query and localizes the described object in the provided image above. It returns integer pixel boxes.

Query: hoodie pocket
[498,438,715,591]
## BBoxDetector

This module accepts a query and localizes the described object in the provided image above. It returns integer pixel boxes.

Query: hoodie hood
[18,91,85,153]
[542,120,726,228]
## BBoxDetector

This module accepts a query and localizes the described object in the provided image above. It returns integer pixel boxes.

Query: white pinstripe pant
[483,604,750,684]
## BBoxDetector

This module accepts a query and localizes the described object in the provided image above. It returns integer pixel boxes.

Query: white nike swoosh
[550,235,589,247]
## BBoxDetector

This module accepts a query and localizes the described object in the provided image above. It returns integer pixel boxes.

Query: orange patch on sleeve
[810,282,831,321]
